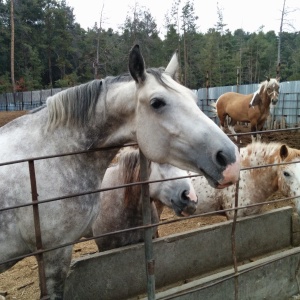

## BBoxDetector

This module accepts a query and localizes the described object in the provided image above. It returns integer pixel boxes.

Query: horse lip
[181,210,192,217]
[171,199,184,216]
[198,168,220,188]
[199,168,237,189]
[216,182,233,189]
[171,199,195,217]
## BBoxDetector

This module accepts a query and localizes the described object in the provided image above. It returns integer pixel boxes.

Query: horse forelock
[260,78,279,93]
[146,68,176,89]
[46,80,103,129]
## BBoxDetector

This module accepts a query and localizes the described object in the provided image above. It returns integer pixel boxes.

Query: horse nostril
[216,150,227,167]
[181,190,189,201]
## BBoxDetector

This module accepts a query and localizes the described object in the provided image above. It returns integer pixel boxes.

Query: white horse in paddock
[92,147,198,251]
[193,141,300,219]
[0,44,240,299]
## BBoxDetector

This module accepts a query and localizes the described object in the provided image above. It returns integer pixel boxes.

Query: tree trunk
[95,4,104,79]
[183,30,187,86]
[277,0,286,78]
[10,0,16,95]
[48,50,53,87]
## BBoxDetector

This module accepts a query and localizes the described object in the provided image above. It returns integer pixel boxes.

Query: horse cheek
[136,120,168,164]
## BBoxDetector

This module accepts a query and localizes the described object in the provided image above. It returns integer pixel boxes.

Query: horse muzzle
[171,198,198,217]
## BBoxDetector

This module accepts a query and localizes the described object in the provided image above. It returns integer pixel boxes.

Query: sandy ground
[0,111,299,300]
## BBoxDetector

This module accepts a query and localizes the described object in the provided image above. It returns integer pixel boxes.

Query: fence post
[231,179,240,300]
[28,160,49,300]
[139,149,156,300]
[236,67,240,93]
[206,70,209,105]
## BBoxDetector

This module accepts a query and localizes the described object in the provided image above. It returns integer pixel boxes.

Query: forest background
[1,0,300,93]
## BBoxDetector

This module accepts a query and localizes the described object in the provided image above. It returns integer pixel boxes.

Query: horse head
[265,78,280,105]
[277,145,300,207]
[128,44,240,189]
[249,78,280,108]
[149,163,198,217]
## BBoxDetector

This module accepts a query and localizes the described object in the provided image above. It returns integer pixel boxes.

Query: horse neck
[94,80,138,148]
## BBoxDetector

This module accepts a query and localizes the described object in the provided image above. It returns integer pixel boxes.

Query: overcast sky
[66,0,300,36]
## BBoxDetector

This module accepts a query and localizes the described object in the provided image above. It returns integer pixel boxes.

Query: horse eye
[283,171,290,177]
[150,98,166,110]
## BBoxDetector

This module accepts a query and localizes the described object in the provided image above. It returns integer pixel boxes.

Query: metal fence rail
[1,126,300,299]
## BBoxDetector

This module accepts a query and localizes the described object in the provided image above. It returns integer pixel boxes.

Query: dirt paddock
[0,111,299,300]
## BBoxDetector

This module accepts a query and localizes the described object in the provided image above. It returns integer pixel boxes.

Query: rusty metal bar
[4,158,299,214]
[231,179,240,300]
[0,173,201,213]
[28,160,49,299]
[0,142,138,167]
[0,128,299,299]
[1,127,300,168]
[2,189,299,268]
[139,149,156,300]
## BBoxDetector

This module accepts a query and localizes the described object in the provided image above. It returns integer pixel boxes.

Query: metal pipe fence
[1,127,300,299]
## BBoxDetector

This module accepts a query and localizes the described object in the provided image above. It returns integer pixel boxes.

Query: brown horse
[214,77,280,141]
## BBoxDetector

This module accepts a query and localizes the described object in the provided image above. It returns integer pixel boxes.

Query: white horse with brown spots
[193,141,300,219]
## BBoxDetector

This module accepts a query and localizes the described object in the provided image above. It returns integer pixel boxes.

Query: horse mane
[241,141,285,167]
[46,68,171,130]
[46,80,103,129]
[117,147,151,208]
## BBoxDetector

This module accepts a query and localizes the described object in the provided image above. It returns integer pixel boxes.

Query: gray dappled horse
[0,45,240,299]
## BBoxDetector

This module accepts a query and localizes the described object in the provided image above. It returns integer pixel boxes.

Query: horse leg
[42,246,73,299]
[256,121,265,141]
[256,133,262,141]
[218,113,227,132]
[151,200,161,238]
[250,123,258,142]
[0,216,32,273]
[228,119,238,141]
[0,231,70,298]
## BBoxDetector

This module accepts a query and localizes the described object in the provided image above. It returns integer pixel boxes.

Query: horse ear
[129,44,146,84]
[265,76,270,82]
[276,76,281,82]
[279,144,289,160]
[249,92,261,107]
[165,50,180,80]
